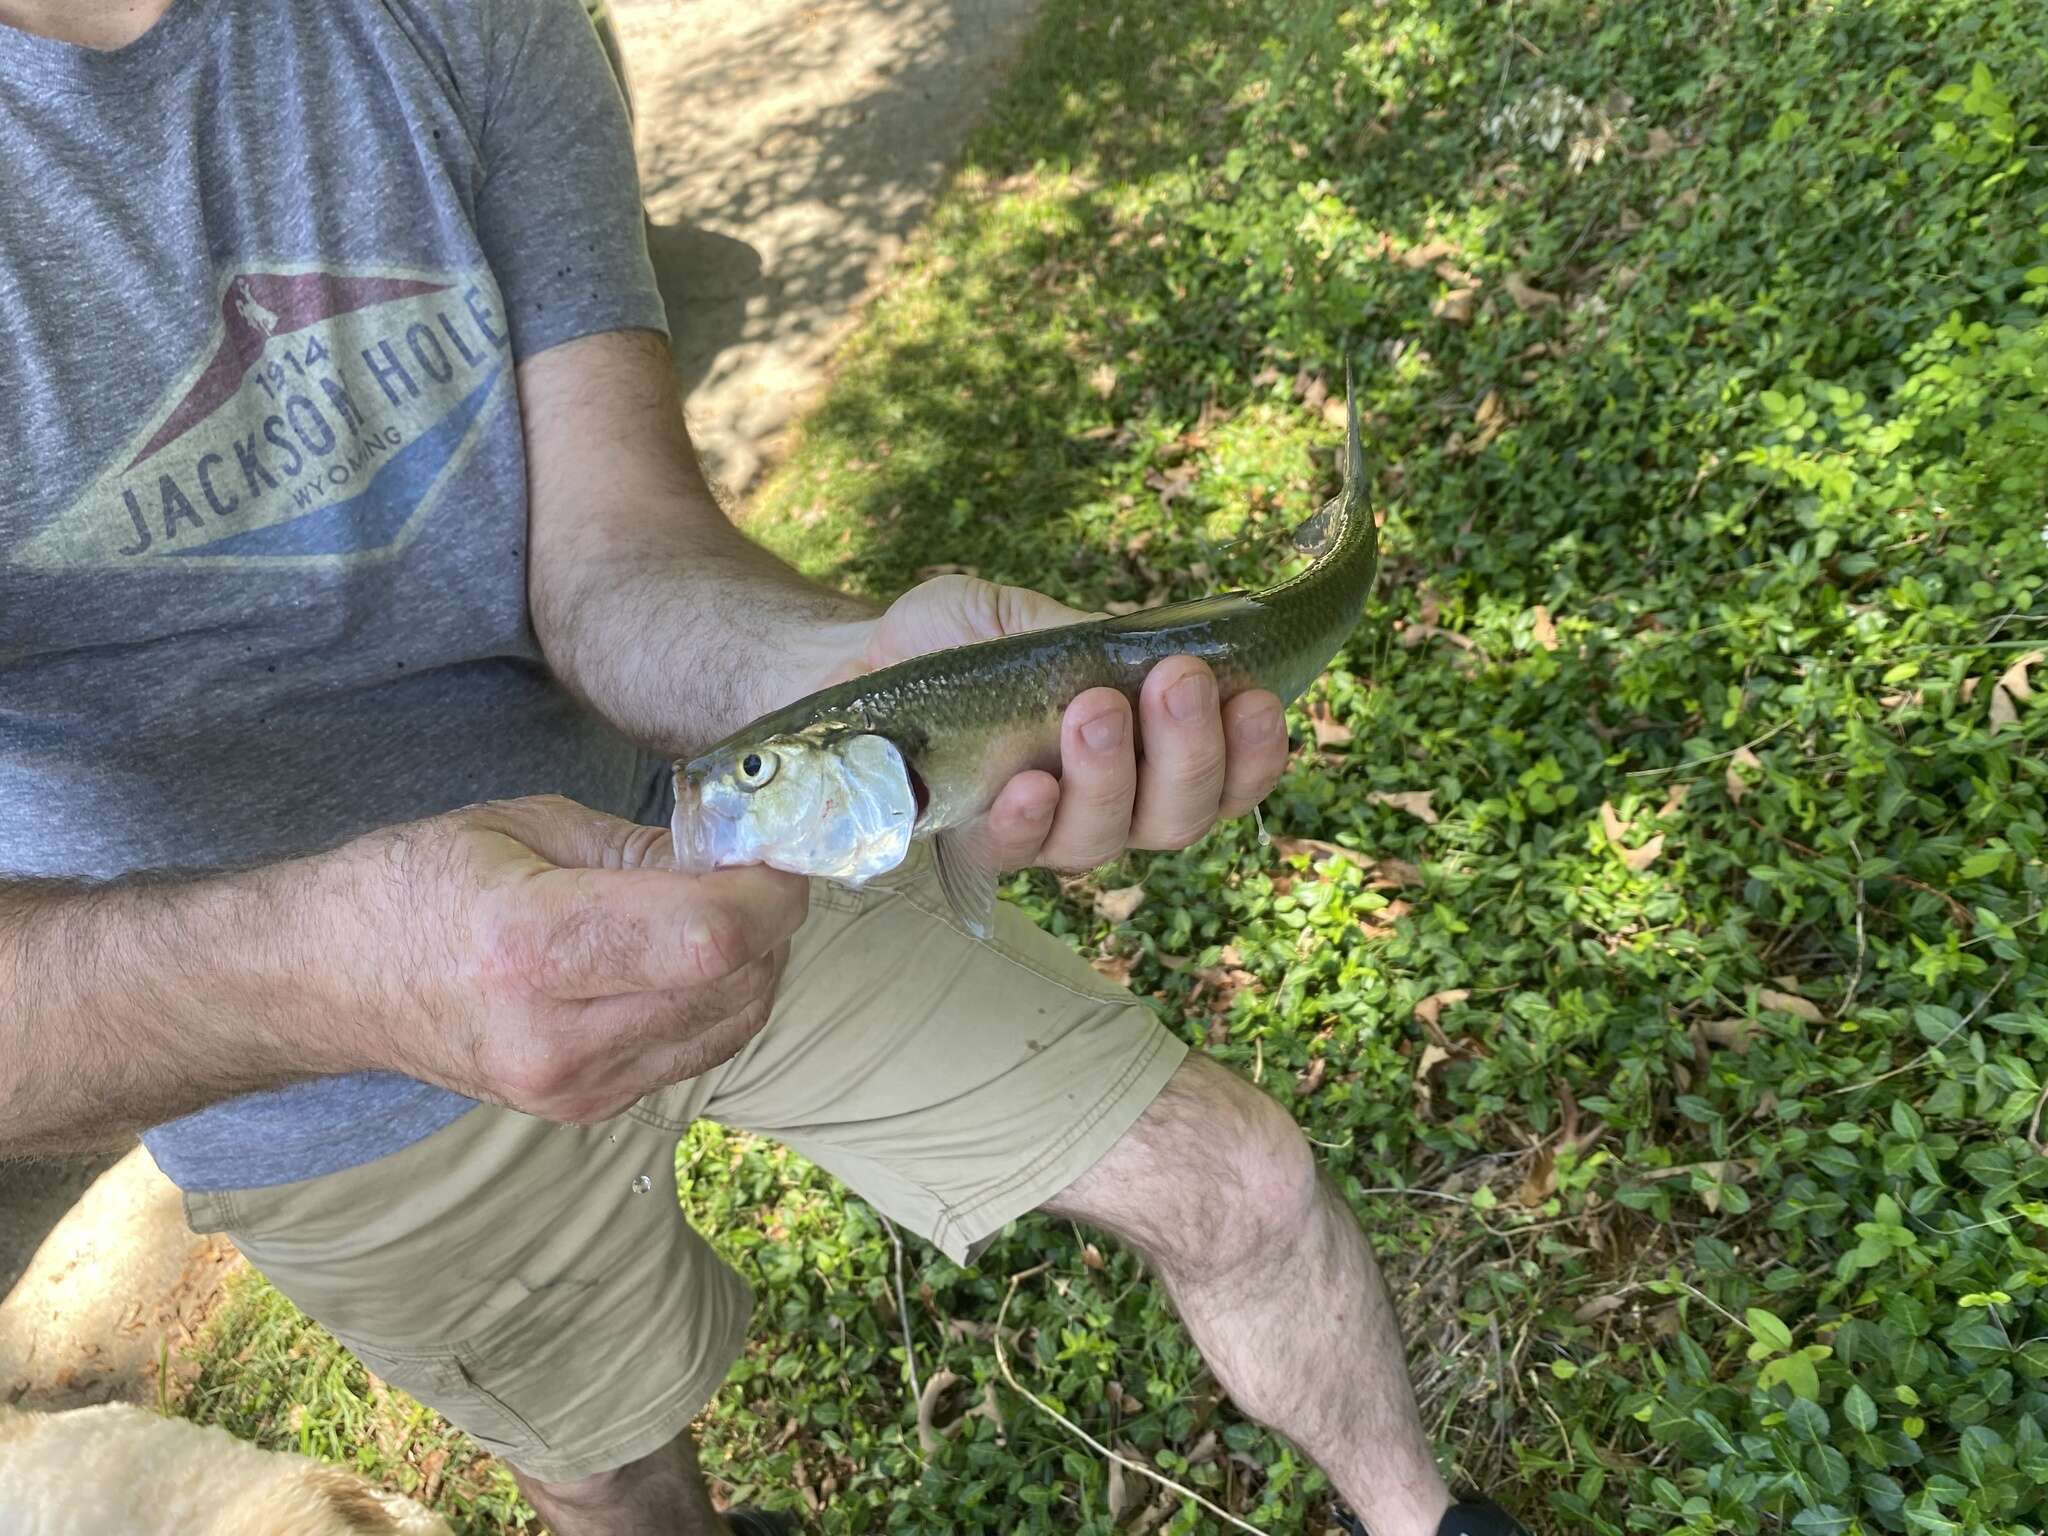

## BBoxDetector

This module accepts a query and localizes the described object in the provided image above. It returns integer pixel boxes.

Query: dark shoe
[724,1511,802,1536]
[1438,1503,1526,1536]
[1337,1501,1528,1536]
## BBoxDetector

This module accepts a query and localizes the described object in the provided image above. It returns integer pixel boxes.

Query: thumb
[466,794,675,872]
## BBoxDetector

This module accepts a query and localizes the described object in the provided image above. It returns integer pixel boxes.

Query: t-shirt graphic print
[14,266,513,570]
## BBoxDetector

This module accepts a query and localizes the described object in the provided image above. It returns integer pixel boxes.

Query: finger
[526,863,809,999]
[1033,688,1137,872]
[1127,658,1227,850]
[973,770,1062,872]
[1216,689,1290,818]
[467,794,673,871]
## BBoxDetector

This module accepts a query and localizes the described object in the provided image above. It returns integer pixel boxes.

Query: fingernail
[1235,700,1284,744]
[1167,672,1213,723]
[1081,709,1125,752]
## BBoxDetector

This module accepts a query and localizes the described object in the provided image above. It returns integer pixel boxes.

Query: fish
[672,368,1379,939]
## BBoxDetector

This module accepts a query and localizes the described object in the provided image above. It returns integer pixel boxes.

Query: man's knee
[1067,1054,1321,1278]
[1187,1061,1322,1273]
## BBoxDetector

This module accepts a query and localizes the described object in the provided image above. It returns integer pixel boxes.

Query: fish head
[672,726,917,883]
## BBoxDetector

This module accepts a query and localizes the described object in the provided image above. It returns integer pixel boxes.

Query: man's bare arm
[520,329,881,757]
[0,864,356,1154]
[0,798,807,1158]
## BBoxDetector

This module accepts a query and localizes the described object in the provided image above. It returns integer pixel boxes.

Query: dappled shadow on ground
[621,0,1047,481]
[648,219,765,399]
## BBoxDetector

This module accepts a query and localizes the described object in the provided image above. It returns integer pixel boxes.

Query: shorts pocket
[336,1335,548,1460]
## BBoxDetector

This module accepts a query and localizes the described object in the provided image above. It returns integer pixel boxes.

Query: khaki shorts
[183,856,1185,1482]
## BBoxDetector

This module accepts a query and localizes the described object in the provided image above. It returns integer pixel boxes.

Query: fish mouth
[669,769,732,874]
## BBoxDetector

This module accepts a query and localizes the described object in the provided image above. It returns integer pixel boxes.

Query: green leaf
[1747,1306,1795,1353]
[1844,1383,1879,1432]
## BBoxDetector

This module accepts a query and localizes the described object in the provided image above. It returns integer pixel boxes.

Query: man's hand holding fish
[829,573,1292,876]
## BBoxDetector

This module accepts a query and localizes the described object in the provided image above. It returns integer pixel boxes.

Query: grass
[174,1,2048,1532]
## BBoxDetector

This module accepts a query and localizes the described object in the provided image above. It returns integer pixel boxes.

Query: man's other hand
[850,575,1290,873]
[334,795,808,1123]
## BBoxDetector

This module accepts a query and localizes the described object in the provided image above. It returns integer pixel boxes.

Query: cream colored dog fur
[0,1402,449,1536]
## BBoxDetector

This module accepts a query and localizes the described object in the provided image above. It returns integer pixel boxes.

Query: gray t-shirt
[0,0,671,1190]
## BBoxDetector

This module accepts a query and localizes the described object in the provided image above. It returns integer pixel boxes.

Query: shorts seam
[930,1022,1172,1256]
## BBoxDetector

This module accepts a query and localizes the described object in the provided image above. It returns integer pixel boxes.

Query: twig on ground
[1840,838,1868,1020]
[993,1267,1269,1535]
[879,1214,922,1414]
[1826,968,2010,1097]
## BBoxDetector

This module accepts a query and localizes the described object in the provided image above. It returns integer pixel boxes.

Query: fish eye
[737,750,778,789]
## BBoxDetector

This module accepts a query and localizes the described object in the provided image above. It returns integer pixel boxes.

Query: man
[0,2,1522,1533]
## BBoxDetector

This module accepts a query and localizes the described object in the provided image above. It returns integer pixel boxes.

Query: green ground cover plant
[178,1,2048,1531]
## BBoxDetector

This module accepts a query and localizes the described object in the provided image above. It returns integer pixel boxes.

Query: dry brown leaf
[1356,897,1414,941]
[1503,272,1562,311]
[1660,782,1691,816]
[1296,1056,1328,1096]
[1757,987,1823,1023]
[1530,604,1559,651]
[1371,789,1438,824]
[1088,362,1118,399]
[1413,988,1471,1031]
[1517,1146,1558,1207]
[1380,856,1425,886]
[1308,695,1355,747]
[1699,1017,1758,1055]
[1090,951,1137,986]
[1432,287,1478,325]
[1081,1241,1107,1270]
[1144,465,1196,509]
[1413,1041,1453,1115]
[1094,884,1147,922]
[1961,676,1982,702]
[1642,126,1679,159]
[1991,683,2019,732]
[1726,745,1763,804]
[1600,800,1665,870]
[1573,1294,1628,1323]
[1620,834,1665,872]
[1398,622,1481,655]
[1999,650,2042,701]
[1400,238,1459,269]
[1599,799,1629,843]
[916,1369,965,1454]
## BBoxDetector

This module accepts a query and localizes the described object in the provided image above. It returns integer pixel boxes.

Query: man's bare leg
[516,1430,729,1536]
[1045,1055,1453,1536]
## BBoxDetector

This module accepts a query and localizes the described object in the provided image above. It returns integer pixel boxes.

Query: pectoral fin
[932,827,1000,940]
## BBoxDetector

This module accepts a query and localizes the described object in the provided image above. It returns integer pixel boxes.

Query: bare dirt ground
[2,0,1039,1415]
[625,0,1043,490]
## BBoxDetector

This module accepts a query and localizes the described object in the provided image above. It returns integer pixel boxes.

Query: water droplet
[1252,803,1272,847]
[630,1174,653,1195]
